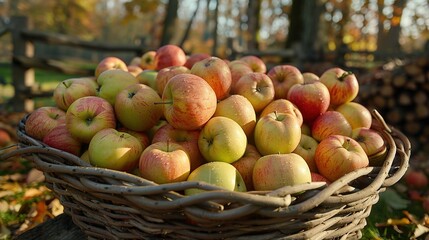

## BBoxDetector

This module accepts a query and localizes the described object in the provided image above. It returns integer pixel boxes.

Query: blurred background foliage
[0,0,428,63]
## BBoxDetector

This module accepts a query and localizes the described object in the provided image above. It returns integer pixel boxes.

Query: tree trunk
[246,0,261,50]
[376,0,406,59]
[211,0,219,56]
[179,0,201,48]
[285,0,304,49]
[160,0,179,46]
[301,0,324,62]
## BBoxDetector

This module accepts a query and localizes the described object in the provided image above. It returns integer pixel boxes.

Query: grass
[0,62,90,109]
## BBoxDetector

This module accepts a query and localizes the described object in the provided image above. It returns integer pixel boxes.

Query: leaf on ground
[414,224,429,239]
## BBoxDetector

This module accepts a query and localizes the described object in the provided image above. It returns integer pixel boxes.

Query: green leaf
[379,189,410,210]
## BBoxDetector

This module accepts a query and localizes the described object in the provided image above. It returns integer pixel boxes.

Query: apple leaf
[379,188,410,210]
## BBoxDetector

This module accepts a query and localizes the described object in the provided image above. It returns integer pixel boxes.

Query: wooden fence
[7,16,146,112]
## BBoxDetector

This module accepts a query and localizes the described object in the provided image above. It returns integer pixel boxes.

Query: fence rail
[6,16,146,112]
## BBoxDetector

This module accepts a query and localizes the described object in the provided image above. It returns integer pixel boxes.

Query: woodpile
[356,56,429,162]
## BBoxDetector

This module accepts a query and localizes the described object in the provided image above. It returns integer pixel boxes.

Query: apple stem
[343,138,351,149]
[166,139,170,152]
[338,71,354,81]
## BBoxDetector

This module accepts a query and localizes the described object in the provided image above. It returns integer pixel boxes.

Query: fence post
[10,16,35,112]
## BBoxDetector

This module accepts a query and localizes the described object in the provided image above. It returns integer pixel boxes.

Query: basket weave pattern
[2,110,410,239]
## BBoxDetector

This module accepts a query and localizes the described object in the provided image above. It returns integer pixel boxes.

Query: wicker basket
[1,110,410,240]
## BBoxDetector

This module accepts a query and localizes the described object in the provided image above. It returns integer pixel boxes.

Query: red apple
[315,135,369,182]
[154,44,187,70]
[319,67,359,106]
[127,65,143,76]
[0,129,11,147]
[254,112,301,155]
[405,170,428,189]
[287,81,330,125]
[89,128,143,171]
[293,134,318,172]
[260,99,303,126]
[335,102,372,129]
[129,57,141,66]
[152,124,204,171]
[229,60,254,92]
[252,153,311,191]
[302,72,319,83]
[191,56,232,100]
[94,56,128,78]
[53,77,98,111]
[267,65,304,99]
[239,55,267,73]
[311,111,352,142]
[117,127,150,152]
[161,73,217,130]
[66,96,116,144]
[351,127,387,166]
[156,66,190,96]
[115,83,163,132]
[184,53,211,69]
[231,144,261,191]
[213,94,256,138]
[140,51,157,70]
[139,141,191,184]
[42,124,81,156]
[311,172,330,184]
[25,106,66,141]
[234,72,275,113]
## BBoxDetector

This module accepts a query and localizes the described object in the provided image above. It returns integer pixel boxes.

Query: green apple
[136,70,158,91]
[252,153,311,191]
[254,112,301,155]
[198,116,247,164]
[139,141,191,184]
[88,128,143,171]
[114,83,163,132]
[293,134,319,172]
[97,69,139,105]
[185,161,247,195]
[53,77,98,111]
[335,102,372,129]
[66,96,116,144]
[213,94,256,138]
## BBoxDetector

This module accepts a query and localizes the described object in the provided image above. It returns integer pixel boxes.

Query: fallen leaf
[413,224,429,239]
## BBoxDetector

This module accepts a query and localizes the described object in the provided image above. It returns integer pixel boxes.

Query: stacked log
[356,56,429,162]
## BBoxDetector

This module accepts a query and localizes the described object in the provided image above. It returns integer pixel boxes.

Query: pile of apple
[24,44,388,195]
